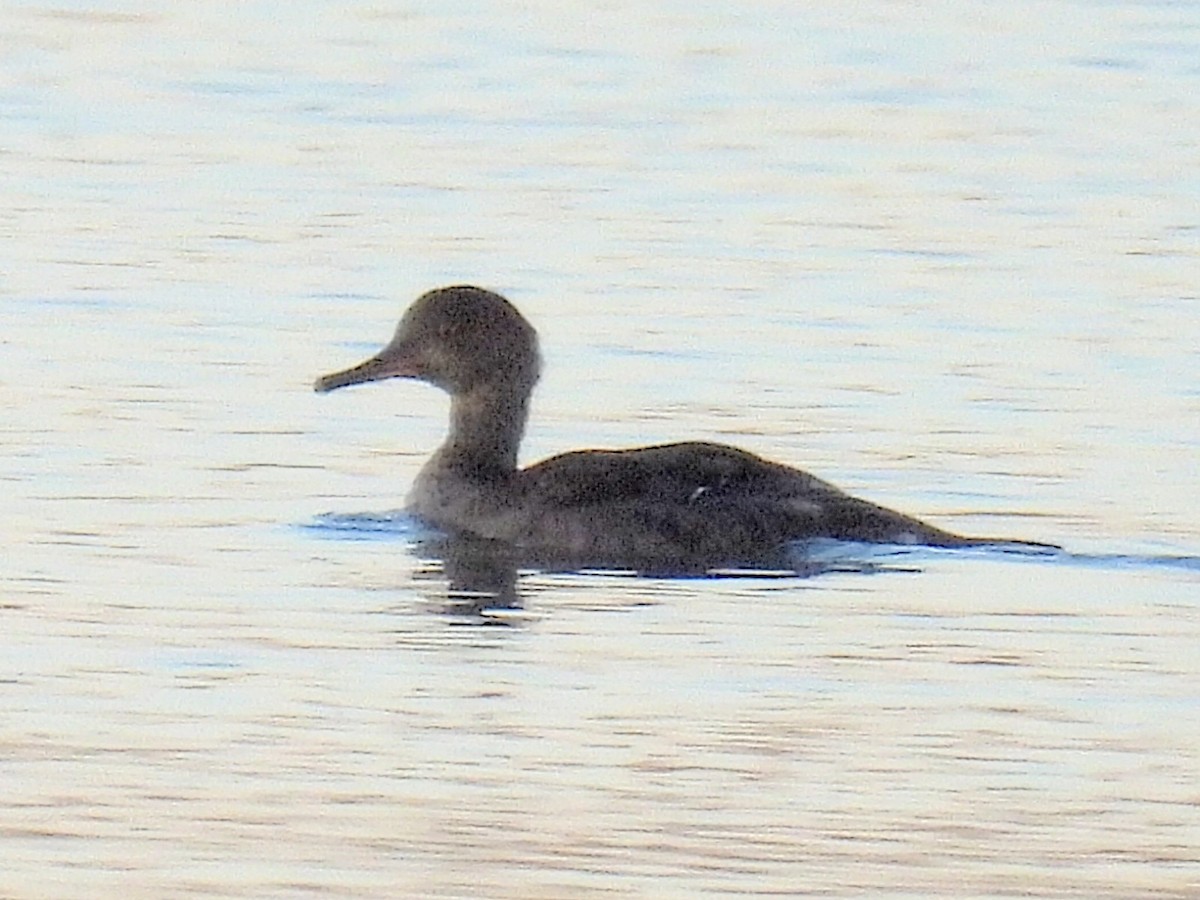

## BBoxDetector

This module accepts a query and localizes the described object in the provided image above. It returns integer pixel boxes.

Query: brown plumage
[316,285,1054,573]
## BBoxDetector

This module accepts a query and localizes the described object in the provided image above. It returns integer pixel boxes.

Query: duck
[315,285,1054,573]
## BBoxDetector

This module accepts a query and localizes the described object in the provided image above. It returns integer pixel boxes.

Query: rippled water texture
[3,2,1198,897]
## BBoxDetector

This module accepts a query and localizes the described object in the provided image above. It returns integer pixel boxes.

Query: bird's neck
[437,382,531,476]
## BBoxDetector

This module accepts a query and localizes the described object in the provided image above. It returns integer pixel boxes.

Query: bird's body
[408,440,974,571]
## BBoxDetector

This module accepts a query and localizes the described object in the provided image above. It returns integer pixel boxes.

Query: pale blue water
[2,2,1198,898]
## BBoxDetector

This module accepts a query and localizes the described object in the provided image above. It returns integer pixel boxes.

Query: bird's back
[508,441,970,571]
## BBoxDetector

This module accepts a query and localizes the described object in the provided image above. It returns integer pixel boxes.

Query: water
[3,1,1198,897]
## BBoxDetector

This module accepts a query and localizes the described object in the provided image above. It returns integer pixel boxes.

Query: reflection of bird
[317,285,1053,573]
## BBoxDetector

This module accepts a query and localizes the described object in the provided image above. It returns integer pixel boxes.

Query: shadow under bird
[315,285,1056,574]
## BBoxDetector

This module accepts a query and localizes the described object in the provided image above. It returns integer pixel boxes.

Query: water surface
[2,2,1198,897]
